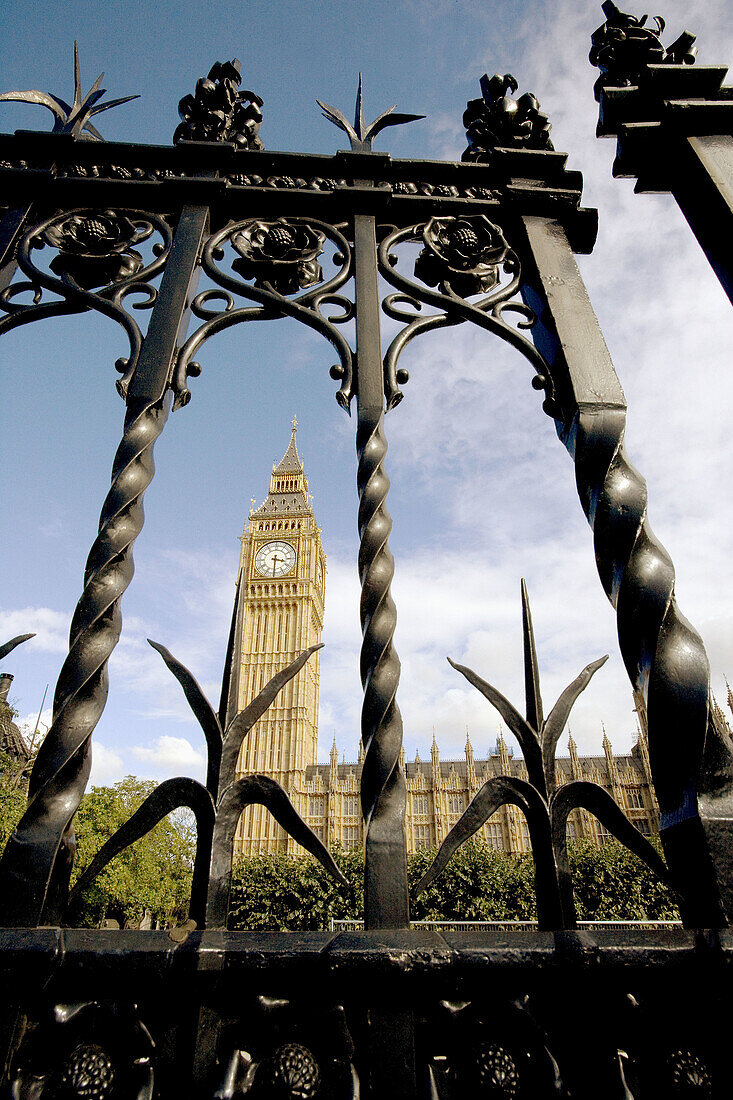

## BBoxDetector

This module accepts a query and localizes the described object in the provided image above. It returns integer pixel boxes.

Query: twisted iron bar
[174,218,355,411]
[357,406,408,927]
[0,393,172,926]
[378,224,553,412]
[572,408,717,920]
[0,209,172,397]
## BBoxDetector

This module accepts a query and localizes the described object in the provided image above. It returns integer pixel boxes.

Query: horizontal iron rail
[330,919,684,931]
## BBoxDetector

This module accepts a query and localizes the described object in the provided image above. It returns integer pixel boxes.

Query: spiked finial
[521,579,544,732]
[0,42,139,139]
[316,74,424,152]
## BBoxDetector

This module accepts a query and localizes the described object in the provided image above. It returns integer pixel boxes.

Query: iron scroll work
[1,27,732,1100]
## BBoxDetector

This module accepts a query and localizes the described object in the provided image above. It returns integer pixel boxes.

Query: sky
[1,0,732,790]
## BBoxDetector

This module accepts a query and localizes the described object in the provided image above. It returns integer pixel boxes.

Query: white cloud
[89,743,125,787]
[0,607,69,654]
[131,735,205,781]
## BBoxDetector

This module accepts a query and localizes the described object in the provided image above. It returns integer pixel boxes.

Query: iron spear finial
[0,41,139,140]
[316,75,424,152]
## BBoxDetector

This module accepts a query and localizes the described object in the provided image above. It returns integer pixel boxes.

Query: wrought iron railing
[0,7,731,1097]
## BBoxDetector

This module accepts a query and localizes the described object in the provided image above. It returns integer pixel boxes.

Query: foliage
[70,776,196,928]
[228,844,363,931]
[227,837,679,930]
[568,838,679,921]
[0,748,29,850]
[409,840,538,921]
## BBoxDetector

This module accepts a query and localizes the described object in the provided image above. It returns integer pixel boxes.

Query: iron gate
[1,5,732,1097]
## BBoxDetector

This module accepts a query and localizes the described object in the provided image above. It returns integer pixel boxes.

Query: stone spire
[497,727,511,771]
[726,677,733,719]
[431,729,442,793]
[602,723,622,803]
[465,728,476,786]
[250,417,309,517]
[568,730,581,780]
[329,736,339,789]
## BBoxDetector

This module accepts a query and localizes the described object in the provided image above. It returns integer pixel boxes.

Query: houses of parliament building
[227,422,687,859]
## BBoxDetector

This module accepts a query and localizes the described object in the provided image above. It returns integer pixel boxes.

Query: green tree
[0,748,29,850]
[70,776,196,928]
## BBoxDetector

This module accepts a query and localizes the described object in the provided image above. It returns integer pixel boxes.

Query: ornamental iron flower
[9,1002,154,1100]
[414,215,510,296]
[42,210,144,289]
[231,219,325,295]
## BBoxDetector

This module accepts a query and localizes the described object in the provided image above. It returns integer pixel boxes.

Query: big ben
[225,417,326,855]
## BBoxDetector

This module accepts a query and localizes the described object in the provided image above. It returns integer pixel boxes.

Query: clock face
[255,540,296,577]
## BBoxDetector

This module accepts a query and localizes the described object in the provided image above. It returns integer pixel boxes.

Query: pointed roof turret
[250,417,311,518]
[274,414,303,474]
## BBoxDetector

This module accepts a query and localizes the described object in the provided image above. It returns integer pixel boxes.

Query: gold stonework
[231,430,663,858]
[228,422,326,856]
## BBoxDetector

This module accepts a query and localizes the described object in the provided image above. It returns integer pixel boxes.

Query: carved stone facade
[302,725,660,855]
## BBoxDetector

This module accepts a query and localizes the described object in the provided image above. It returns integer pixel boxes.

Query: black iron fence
[0,6,732,1097]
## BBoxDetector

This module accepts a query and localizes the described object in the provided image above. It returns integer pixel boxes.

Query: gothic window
[448,794,464,815]
[635,817,651,835]
[566,817,577,839]
[414,825,430,849]
[626,787,644,809]
[343,796,359,817]
[343,826,360,849]
[312,826,324,841]
[484,821,504,849]
[595,819,611,845]
[412,795,429,815]
[310,797,324,817]
[521,820,530,847]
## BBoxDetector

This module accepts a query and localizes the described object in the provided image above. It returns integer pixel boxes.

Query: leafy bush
[228,844,363,930]
[228,838,679,929]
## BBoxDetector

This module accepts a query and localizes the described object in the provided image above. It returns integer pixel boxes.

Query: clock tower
[225,417,326,854]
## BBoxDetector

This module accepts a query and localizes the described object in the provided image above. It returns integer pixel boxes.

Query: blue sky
[1,0,732,786]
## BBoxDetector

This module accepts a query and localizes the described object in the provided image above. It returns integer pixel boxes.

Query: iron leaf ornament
[317,73,424,152]
[590,2,697,98]
[416,580,672,928]
[64,640,345,930]
[174,59,264,148]
[463,73,553,162]
[0,42,139,140]
[0,633,35,663]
